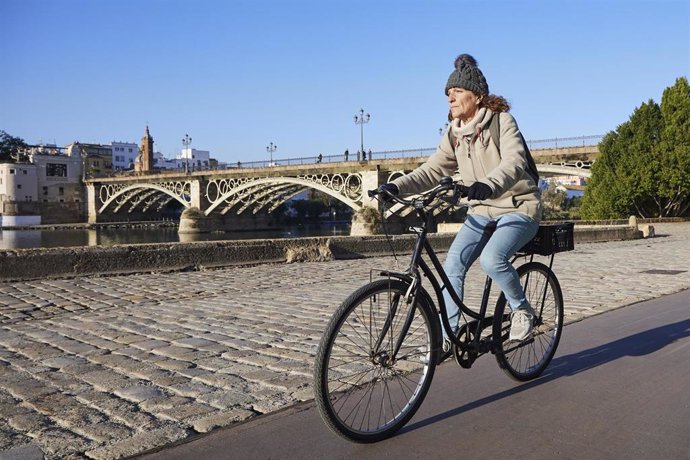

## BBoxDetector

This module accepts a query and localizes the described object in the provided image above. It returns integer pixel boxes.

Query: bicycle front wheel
[314,279,439,443]
[493,262,564,381]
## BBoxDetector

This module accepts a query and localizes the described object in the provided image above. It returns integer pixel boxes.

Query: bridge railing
[527,134,604,150]
[240,134,604,168]
[222,147,436,169]
[92,134,605,177]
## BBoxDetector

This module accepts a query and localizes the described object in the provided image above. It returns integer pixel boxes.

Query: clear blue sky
[2,0,688,164]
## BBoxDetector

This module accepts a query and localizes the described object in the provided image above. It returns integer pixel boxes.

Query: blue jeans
[442,213,539,336]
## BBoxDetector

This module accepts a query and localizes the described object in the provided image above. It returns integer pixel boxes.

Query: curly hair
[481,94,511,113]
[446,94,511,121]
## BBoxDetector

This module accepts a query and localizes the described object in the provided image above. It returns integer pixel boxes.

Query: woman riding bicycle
[378,54,542,349]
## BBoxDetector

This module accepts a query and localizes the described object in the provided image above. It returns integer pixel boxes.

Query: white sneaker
[509,309,534,342]
[439,337,452,363]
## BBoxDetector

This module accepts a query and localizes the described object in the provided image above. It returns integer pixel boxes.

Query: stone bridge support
[360,169,385,210]
[350,168,388,236]
[189,179,207,213]
[86,184,98,224]
[180,178,219,233]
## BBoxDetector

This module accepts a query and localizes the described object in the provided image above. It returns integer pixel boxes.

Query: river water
[0,222,352,250]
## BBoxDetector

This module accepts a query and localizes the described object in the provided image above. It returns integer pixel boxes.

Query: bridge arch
[204,176,363,216]
[97,183,191,214]
[537,164,591,178]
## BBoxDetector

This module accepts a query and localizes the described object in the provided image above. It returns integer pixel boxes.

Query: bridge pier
[350,169,387,236]
[178,179,217,234]
[189,180,206,211]
[179,207,214,233]
[86,184,98,224]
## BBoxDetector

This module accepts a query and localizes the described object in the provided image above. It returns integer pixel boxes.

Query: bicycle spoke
[315,279,437,441]
[494,262,563,381]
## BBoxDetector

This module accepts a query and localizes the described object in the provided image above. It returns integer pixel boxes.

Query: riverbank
[0,220,647,281]
[0,220,178,231]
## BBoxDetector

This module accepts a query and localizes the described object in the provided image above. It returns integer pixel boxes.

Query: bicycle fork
[371,277,421,364]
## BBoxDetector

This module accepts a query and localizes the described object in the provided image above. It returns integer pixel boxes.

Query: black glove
[466,182,492,200]
[377,183,399,202]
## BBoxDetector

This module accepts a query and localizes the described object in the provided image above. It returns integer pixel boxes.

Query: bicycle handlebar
[368,176,470,208]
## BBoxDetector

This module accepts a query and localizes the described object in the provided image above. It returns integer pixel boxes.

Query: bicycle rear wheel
[493,262,564,381]
[314,279,439,442]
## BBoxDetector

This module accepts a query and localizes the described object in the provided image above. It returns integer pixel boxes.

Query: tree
[581,77,689,219]
[0,130,29,163]
[542,181,567,212]
[654,77,690,216]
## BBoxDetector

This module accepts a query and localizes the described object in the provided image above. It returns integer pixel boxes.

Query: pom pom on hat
[454,54,478,69]
[445,53,489,96]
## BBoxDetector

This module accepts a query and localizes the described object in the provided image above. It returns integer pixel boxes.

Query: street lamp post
[353,108,370,161]
[182,134,192,173]
[266,142,277,166]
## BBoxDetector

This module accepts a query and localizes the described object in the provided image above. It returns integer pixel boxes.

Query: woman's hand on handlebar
[466,182,492,200]
[368,182,399,203]
[368,177,472,207]
[437,176,469,202]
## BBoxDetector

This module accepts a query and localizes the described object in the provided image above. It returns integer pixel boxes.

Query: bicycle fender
[378,270,413,284]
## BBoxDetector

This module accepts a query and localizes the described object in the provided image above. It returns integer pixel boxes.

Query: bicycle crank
[453,323,479,369]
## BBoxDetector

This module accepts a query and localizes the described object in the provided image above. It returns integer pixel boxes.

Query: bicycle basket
[519,222,575,256]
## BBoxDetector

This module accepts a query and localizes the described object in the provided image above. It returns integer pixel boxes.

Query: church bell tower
[136,125,154,173]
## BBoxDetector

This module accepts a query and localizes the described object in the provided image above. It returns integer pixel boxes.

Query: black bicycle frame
[376,195,554,359]
[399,204,496,351]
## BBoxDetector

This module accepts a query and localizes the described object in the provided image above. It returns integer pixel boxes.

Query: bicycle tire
[493,262,564,381]
[314,279,439,442]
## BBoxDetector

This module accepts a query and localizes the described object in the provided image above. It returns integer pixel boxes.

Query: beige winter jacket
[392,108,542,222]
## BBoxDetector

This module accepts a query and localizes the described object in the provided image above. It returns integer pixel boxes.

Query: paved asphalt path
[139,289,690,460]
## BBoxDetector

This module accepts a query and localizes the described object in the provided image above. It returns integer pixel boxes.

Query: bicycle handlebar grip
[439,176,454,186]
[367,189,378,198]
[455,184,470,197]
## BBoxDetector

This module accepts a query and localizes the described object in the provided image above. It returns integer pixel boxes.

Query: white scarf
[450,108,493,141]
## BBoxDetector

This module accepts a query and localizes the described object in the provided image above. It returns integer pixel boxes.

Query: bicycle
[313,176,574,443]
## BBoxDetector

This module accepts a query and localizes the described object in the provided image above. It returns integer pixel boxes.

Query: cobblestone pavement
[1,223,689,459]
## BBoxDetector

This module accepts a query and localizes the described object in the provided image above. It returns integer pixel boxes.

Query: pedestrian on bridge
[376,53,543,351]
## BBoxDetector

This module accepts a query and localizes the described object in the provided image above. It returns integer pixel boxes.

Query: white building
[179,148,211,170]
[550,175,587,186]
[111,141,139,170]
[27,144,63,156]
[153,152,182,170]
[0,163,40,225]
[0,163,39,202]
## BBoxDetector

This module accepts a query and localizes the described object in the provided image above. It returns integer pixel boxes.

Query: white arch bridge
[86,146,596,224]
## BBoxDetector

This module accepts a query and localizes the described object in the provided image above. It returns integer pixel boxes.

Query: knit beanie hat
[445,54,489,96]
